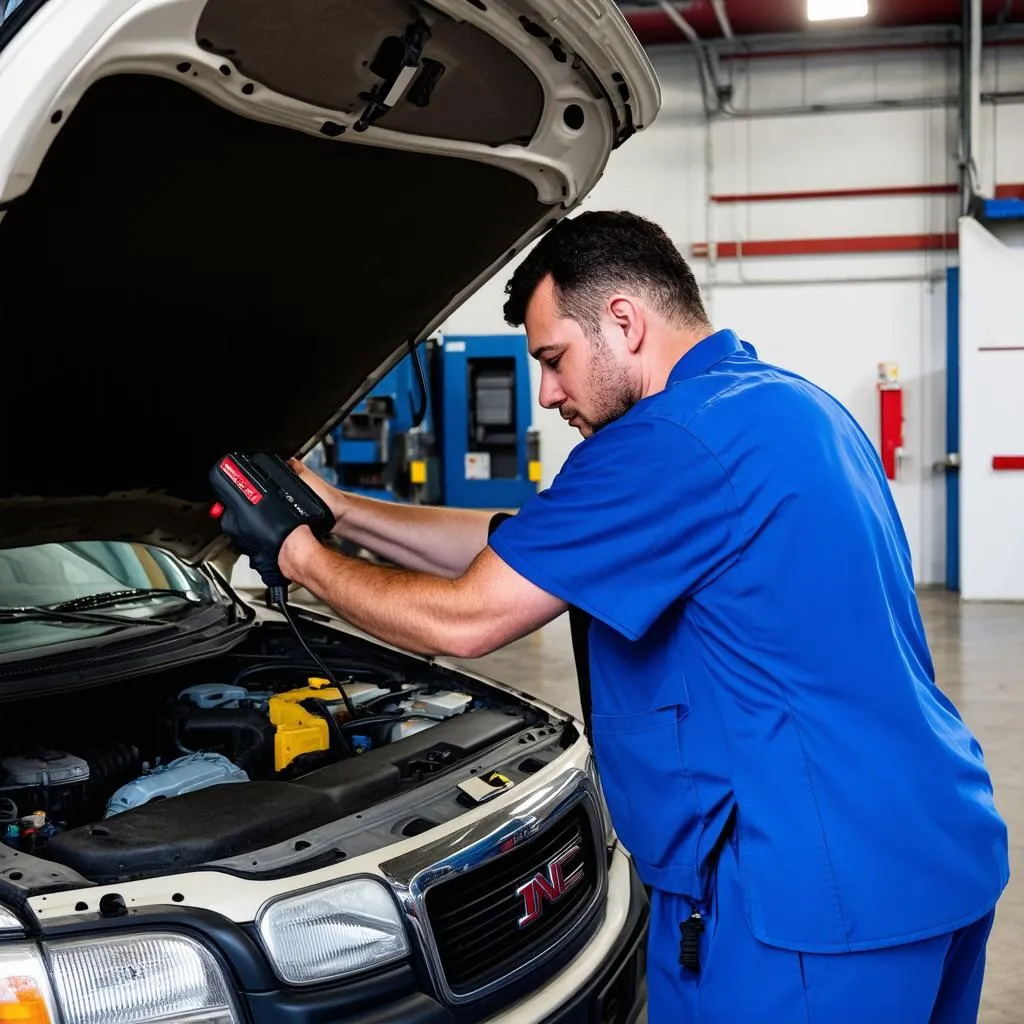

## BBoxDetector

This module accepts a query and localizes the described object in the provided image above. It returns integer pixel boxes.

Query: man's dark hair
[503,210,709,337]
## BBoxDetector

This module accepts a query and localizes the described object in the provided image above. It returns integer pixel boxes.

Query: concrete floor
[454,589,1023,1023]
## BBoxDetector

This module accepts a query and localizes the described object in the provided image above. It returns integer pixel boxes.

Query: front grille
[424,804,600,994]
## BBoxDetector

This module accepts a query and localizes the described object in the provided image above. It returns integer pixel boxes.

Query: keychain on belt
[679,908,705,973]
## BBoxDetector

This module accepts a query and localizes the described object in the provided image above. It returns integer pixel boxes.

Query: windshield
[0,0,39,50]
[1,0,25,21]
[0,541,217,655]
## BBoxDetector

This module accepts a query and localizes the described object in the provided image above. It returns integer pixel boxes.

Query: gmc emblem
[515,839,584,928]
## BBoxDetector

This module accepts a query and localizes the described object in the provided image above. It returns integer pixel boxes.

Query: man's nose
[539,373,565,410]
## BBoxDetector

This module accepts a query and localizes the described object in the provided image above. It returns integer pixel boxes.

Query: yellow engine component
[268,678,344,771]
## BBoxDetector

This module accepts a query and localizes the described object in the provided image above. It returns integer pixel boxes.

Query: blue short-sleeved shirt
[489,329,1009,954]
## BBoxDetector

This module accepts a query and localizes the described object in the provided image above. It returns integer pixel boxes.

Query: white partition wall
[958,217,1024,601]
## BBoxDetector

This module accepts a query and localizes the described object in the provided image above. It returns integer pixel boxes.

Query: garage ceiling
[618,1,1024,47]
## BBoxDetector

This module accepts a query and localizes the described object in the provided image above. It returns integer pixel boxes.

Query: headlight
[257,877,409,985]
[0,943,59,1024]
[0,909,21,933]
[44,933,239,1024]
[586,753,618,849]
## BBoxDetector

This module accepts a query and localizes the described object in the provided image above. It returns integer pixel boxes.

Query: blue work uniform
[488,329,1009,1022]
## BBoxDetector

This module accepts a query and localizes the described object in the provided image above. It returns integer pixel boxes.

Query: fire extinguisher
[877,362,904,482]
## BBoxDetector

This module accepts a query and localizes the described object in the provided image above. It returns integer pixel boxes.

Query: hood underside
[0,0,657,562]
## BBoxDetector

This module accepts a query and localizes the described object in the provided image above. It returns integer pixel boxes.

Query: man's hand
[278,525,321,582]
[287,457,348,530]
[209,452,334,588]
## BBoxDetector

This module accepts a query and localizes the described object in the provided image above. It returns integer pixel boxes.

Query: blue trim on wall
[946,267,960,592]
[982,197,1024,220]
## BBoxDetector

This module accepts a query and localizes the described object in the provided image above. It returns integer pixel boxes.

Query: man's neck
[642,324,716,398]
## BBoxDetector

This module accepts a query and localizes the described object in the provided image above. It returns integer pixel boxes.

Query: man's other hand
[288,457,347,530]
[278,524,320,582]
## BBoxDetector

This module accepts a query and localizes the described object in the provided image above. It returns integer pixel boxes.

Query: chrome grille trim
[380,766,608,1006]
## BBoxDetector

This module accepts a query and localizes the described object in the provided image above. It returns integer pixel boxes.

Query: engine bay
[0,613,563,887]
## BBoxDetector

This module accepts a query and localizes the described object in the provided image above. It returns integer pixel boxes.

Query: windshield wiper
[0,606,168,628]
[0,590,209,630]
[48,588,208,613]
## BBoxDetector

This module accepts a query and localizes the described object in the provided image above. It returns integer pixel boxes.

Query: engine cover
[47,782,341,881]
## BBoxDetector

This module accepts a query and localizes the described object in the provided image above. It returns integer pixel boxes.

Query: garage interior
[437,3,1023,1020]
[1,0,1021,1019]
[229,0,1024,1016]
[110,0,1023,1016]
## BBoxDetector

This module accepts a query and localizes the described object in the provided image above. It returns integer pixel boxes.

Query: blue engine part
[104,752,249,817]
[178,684,247,708]
[178,683,272,710]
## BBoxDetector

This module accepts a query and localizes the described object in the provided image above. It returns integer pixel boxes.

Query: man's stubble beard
[571,341,640,436]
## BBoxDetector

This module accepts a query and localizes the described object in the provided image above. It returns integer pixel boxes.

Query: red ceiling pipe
[717,41,958,60]
[710,184,958,203]
[621,0,1022,49]
[691,233,958,258]
[717,38,1024,60]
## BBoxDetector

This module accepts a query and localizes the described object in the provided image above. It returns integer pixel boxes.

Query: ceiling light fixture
[807,0,868,21]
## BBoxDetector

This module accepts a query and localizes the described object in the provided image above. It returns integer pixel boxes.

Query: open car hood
[0,0,658,563]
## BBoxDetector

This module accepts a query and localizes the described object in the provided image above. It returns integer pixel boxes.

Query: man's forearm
[278,526,567,660]
[335,493,494,578]
[288,532,477,656]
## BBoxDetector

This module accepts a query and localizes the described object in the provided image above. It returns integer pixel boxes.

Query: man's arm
[278,526,567,658]
[289,459,493,578]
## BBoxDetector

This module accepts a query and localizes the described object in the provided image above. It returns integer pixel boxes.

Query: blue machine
[434,335,540,509]
[329,354,433,502]
[328,335,539,509]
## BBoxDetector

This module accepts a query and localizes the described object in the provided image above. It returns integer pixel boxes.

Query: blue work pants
[647,833,995,1023]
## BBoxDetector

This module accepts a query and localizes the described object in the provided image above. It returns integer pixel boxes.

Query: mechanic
[218,211,1009,1023]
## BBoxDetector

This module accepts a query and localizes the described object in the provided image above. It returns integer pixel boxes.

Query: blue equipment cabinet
[436,335,539,509]
[329,355,432,502]
[328,335,539,509]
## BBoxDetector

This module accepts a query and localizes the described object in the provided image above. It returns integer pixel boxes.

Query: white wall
[441,41,1024,586]
[958,217,1024,601]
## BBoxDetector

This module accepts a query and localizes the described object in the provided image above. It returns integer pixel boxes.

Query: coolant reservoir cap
[307,677,331,689]
[2,751,90,786]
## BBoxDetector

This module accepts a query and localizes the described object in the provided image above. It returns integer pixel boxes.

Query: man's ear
[608,295,645,354]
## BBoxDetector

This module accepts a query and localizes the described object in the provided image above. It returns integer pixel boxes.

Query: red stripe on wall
[691,234,958,258]
[994,183,1024,199]
[992,456,1024,471]
[710,185,957,204]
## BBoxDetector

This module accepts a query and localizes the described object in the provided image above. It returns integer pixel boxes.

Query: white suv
[0,1,660,1021]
